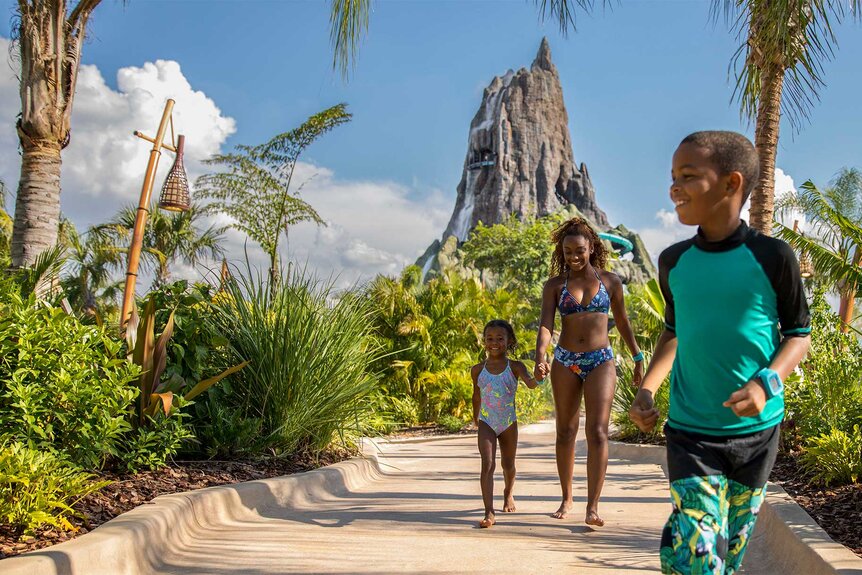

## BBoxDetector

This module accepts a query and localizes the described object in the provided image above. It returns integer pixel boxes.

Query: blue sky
[1,0,860,283]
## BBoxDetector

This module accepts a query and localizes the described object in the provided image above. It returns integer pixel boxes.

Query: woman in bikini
[534,217,643,526]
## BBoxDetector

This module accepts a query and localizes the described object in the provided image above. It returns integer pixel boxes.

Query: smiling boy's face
[670,142,741,226]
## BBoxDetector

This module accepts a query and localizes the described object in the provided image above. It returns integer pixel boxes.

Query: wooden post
[119,99,175,328]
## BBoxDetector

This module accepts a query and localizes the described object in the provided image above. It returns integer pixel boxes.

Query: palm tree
[717,0,861,235]
[9,1,371,268]
[542,1,859,236]
[9,1,105,268]
[776,169,862,331]
[58,219,124,315]
[105,203,226,288]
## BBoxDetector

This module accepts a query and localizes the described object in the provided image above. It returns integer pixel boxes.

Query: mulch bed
[0,449,348,560]
[385,423,476,439]
[769,452,862,558]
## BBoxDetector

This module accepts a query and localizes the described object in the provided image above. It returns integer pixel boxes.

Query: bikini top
[558,270,610,316]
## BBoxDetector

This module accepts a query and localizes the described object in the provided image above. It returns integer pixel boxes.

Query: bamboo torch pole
[120,99,176,328]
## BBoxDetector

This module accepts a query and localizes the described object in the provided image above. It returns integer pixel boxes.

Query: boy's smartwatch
[756,368,783,398]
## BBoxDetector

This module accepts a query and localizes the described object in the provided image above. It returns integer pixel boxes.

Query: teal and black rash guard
[659,221,811,436]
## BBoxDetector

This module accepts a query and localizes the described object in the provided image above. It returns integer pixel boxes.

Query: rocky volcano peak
[441,38,608,244]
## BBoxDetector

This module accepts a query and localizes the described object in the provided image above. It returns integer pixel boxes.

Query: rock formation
[420,39,655,284]
[443,38,607,243]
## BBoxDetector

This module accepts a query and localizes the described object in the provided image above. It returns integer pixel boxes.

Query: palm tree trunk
[838,246,861,333]
[11,140,63,266]
[750,64,784,236]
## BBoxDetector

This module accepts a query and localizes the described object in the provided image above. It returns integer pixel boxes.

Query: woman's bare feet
[479,511,496,528]
[585,509,605,527]
[551,500,572,519]
[503,491,516,512]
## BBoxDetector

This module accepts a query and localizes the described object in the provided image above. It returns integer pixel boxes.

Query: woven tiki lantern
[159,134,190,212]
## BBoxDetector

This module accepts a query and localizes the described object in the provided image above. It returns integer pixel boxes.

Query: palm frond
[330,0,372,79]
[533,0,598,35]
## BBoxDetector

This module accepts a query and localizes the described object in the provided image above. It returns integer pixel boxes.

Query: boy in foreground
[630,131,811,574]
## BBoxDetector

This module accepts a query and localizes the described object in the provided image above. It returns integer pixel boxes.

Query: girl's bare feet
[503,490,516,512]
[552,500,572,519]
[479,511,496,528]
[585,509,605,527]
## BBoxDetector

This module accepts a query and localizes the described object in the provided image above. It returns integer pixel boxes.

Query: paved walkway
[152,422,773,574]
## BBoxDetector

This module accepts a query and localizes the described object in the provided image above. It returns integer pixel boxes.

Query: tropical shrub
[437,415,465,433]
[784,289,862,448]
[366,264,549,426]
[0,440,108,535]
[799,425,862,486]
[0,291,140,469]
[208,269,382,454]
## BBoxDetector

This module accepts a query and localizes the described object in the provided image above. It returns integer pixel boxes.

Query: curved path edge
[3,431,860,574]
[0,452,384,575]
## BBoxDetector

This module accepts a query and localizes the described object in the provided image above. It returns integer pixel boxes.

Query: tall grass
[208,268,382,454]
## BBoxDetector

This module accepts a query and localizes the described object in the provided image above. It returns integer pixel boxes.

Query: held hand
[722,380,767,417]
[629,388,660,433]
[534,361,549,381]
[632,361,644,388]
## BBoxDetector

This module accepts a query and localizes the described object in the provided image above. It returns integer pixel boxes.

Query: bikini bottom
[553,345,614,380]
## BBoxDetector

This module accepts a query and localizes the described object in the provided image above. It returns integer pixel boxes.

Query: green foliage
[437,415,465,434]
[0,440,108,535]
[799,425,862,486]
[208,268,381,454]
[197,104,351,273]
[366,265,548,425]
[58,218,124,318]
[517,380,554,424]
[784,289,862,446]
[775,174,862,299]
[0,292,140,469]
[461,213,560,297]
[125,291,247,429]
[0,180,11,268]
[119,411,196,473]
[611,354,670,442]
[190,393,264,458]
[610,279,670,442]
[101,203,226,289]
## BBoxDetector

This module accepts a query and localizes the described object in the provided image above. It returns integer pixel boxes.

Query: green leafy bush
[0,292,140,469]
[0,440,108,535]
[799,425,862,485]
[437,415,465,433]
[516,377,554,424]
[784,290,862,450]
[208,269,382,454]
[119,412,196,472]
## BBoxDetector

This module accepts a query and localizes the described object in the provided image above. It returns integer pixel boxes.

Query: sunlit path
[148,422,693,574]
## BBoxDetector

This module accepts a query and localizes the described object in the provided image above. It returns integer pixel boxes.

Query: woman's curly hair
[483,319,518,353]
[549,217,608,277]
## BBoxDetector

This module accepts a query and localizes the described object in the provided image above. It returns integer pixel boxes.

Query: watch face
[765,372,782,395]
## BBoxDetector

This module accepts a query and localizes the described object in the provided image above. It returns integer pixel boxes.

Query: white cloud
[0,36,451,288]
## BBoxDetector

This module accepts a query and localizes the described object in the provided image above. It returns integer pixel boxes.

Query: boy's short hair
[680,131,760,203]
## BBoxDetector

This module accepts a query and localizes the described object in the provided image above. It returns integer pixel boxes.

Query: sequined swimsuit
[477,360,518,436]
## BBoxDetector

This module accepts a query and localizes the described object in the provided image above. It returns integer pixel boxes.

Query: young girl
[472,319,541,528]
[534,217,642,527]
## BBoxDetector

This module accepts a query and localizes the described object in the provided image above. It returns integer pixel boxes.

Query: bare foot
[503,491,516,513]
[585,510,605,527]
[551,500,572,519]
[479,511,496,528]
